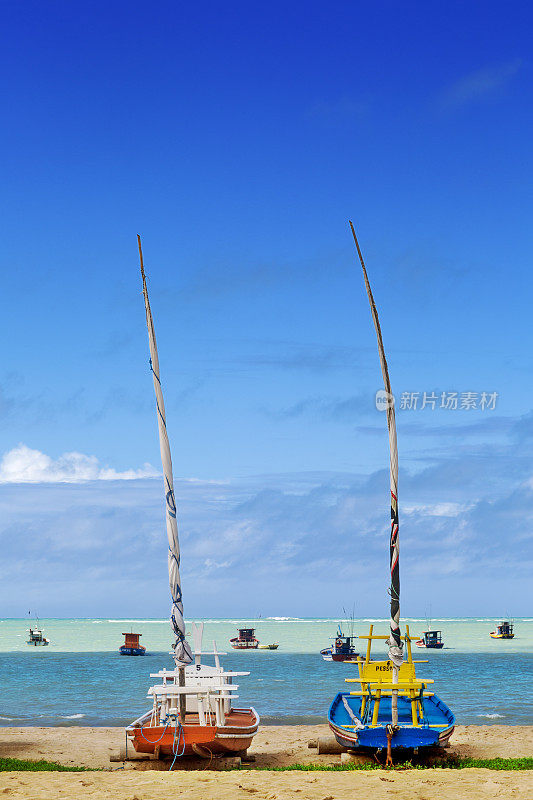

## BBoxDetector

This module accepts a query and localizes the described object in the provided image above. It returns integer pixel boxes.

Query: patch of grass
[248,756,533,772]
[0,757,90,772]
[448,757,533,771]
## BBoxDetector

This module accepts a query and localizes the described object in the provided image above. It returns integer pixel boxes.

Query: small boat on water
[127,238,259,760]
[27,627,50,647]
[415,630,444,649]
[321,626,359,662]
[27,613,50,646]
[490,621,514,639]
[230,628,259,650]
[328,224,455,761]
[120,632,146,656]
[258,643,279,650]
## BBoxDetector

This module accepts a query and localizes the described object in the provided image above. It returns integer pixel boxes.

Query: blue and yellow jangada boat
[328,623,455,751]
[328,223,455,761]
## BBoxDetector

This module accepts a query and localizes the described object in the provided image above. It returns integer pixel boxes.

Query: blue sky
[0,1,531,617]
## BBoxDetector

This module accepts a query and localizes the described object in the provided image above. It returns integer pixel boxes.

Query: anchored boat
[27,613,50,646]
[120,632,146,656]
[230,628,259,650]
[27,627,50,647]
[415,630,444,649]
[126,237,259,760]
[328,223,455,760]
[490,621,514,639]
[321,626,359,662]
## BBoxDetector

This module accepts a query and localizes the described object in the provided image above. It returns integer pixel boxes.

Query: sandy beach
[0,724,531,799]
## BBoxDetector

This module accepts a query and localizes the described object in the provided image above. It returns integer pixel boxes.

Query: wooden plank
[348,691,434,698]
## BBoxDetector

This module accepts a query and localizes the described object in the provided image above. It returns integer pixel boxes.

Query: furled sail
[138,235,193,666]
[349,222,403,670]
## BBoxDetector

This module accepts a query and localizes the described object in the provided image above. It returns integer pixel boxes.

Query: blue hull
[119,647,146,656]
[328,692,455,750]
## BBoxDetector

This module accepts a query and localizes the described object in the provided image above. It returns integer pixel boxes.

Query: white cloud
[0,444,158,483]
[438,59,522,112]
[0,415,532,616]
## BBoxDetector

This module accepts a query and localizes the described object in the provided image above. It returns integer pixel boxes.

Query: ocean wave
[60,713,85,720]
[106,620,167,624]
[477,713,504,719]
[266,617,302,621]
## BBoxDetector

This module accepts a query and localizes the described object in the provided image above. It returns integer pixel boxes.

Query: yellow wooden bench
[342,623,436,727]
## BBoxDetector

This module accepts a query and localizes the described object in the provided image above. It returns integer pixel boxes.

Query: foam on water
[478,713,505,719]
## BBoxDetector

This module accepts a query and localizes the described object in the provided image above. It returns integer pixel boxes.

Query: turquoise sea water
[0,618,531,726]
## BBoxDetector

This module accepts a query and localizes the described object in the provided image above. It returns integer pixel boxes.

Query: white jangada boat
[126,237,259,760]
[127,622,259,757]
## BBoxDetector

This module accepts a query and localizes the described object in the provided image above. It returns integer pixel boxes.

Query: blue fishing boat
[328,224,455,761]
[328,624,455,750]
[320,625,359,662]
[416,629,444,649]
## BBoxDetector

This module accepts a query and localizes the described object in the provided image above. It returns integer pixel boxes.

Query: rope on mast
[348,221,403,677]
[138,235,192,667]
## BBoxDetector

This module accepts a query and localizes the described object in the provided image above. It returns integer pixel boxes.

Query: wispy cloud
[249,343,363,374]
[0,444,158,483]
[438,59,523,112]
[270,393,372,421]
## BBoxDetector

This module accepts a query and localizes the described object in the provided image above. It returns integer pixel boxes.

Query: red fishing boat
[127,623,259,757]
[119,632,146,656]
[126,239,259,761]
[230,628,259,650]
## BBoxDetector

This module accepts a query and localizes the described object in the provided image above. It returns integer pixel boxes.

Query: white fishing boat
[27,613,50,646]
[27,627,50,646]
[126,237,259,760]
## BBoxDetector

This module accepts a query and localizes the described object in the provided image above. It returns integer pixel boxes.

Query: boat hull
[320,648,358,662]
[128,707,259,757]
[490,632,514,639]
[230,641,259,649]
[328,692,455,750]
[415,641,444,649]
[119,646,146,655]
